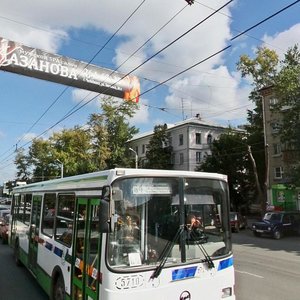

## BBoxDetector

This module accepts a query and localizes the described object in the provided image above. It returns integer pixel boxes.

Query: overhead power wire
[13,0,231,148]
[195,0,286,53]
[1,0,298,168]
[57,0,233,117]
[13,0,296,150]
[124,0,233,77]
[231,0,300,41]
[14,0,147,147]
[111,4,188,74]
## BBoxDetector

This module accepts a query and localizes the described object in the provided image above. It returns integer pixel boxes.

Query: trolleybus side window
[16,194,32,224]
[55,194,75,247]
[41,193,56,237]
[24,194,32,225]
[13,194,21,222]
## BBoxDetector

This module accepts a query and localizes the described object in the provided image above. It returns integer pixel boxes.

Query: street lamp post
[56,159,64,178]
[129,148,138,169]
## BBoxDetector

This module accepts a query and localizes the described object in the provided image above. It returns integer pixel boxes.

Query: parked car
[251,211,300,239]
[0,214,10,244]
[230,212,247,232]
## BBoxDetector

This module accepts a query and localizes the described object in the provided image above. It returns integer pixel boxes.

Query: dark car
[230,212,247,232]
[251,211,300,239]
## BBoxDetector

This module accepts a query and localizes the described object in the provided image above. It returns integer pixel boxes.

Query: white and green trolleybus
[9,168,235,300]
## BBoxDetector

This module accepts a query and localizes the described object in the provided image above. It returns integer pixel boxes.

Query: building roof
[129,116,231,142]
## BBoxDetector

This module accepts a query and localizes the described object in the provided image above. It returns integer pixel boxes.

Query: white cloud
[19,132,37,142]
[72,89,100,106]
[262,23,300,58]
[165,65,252,122]
[128,98,150,126]
[3,0,297,135]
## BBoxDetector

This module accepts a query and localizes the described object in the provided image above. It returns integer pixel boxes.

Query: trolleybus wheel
[14,241,22,266]
[53,275,66,300]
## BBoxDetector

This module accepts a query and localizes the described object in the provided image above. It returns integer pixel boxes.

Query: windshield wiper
[189,229,214,269]
[150,225,184,279]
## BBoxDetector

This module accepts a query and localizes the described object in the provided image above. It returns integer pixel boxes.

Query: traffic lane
[0,243,48,300]
[233,229,300,300]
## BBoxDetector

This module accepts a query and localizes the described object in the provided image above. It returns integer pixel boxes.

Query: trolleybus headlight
[221,287,232,298]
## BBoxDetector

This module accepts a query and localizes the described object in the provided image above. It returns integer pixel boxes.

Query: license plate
[256,230,264,233]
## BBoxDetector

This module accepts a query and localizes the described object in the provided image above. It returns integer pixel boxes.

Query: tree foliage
[14,148,31,181]
[197,130,254,211]
[237,44,300,197]
[50,126,94,176]
[236,47,281,207]
[144,124,173,169]
[274,45,300,184]
[13,97,139,182]
[100,98,139,168]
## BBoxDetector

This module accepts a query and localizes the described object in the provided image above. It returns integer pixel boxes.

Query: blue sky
[0,0,300,183]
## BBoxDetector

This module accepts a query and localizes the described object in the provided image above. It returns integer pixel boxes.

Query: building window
[273,143,281,156]
[271,122,281,134]
[274,167,283,179]
[142,144,145,154]
[179,153,184,165]
[135,146,138,155]
[171,153,176,164]
[207,134,212,144]
[196,133,201,144]
[196,151,201,163]
[179,134,183,146]
[269,97,278,108]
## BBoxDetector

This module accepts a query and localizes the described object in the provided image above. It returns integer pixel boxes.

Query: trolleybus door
[72,198,101,300]
[28,195,42,275]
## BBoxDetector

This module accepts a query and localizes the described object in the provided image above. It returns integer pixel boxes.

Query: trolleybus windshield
[107,176,230,271]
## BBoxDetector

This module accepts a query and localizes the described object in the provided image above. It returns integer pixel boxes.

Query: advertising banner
[0,37,140,102]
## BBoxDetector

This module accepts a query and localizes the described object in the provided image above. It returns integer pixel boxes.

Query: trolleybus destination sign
[0,37,140,102]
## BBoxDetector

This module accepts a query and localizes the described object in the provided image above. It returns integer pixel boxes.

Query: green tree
[14,147,31,182]
[197,130,254,211]
[144,124,173,169]
[274,45,300,184]
[100,98,139,168]
[88,113,110,170]
[51,126,94,176]
[237,46,280,210]
[14,97,140,181]
[28,138,56,181]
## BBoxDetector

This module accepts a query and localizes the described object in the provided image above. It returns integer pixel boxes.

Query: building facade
[261,86,300,211]
[128,115,228,171]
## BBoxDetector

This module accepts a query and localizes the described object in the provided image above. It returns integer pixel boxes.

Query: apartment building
[260,86,300,210]
[128,115,228,171]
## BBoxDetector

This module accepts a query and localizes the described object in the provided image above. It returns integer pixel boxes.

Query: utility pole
[129,148,138,168]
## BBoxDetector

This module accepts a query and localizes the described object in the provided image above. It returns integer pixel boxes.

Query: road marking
[235,270,264,279]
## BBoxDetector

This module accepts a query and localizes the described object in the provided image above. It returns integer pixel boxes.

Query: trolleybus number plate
[115,275,144,290]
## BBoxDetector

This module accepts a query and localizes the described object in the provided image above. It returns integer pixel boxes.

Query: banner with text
[0,37,140,102]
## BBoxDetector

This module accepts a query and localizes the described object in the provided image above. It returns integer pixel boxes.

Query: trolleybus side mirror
[99,186,111,233]
[99,199,110,233]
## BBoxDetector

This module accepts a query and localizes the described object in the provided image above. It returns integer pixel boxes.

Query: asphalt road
[233,227,300,300]
[0,229,299,300]
[0,243,48,300]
